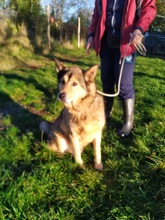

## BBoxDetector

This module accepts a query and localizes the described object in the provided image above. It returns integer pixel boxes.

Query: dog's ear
[54,58,67,73]
[84,64,99,83]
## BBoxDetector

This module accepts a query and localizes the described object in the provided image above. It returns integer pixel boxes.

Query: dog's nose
[59,92,66,100]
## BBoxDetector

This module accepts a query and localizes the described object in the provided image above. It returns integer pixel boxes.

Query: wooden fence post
[78,17,81,48]
[46,5,51,50]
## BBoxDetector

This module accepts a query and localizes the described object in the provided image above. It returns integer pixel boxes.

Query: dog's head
[54,59,99,106]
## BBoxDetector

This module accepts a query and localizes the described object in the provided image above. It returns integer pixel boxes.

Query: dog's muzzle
[58,92,66,101]
[58,92,72,104]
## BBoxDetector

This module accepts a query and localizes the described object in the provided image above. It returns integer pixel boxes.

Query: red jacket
[89,0,156,57]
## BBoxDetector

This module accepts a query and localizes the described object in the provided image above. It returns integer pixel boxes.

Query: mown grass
[0,47,165,220]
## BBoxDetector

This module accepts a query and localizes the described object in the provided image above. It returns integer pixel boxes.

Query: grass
[0,46,165,220]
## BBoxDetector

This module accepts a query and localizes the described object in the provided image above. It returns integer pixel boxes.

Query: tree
[9,0,41,29]
[150,0,165,32]
[50,0,94,41]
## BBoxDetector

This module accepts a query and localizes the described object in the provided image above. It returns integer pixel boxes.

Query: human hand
[86,36,94,54]
[130,29,146,56]
[130,29,144,45]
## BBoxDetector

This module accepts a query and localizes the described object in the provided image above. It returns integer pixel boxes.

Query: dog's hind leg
[93,132,103,171]
[48,133,68,154]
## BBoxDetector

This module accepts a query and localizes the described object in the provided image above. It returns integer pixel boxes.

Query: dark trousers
[100,35,136,100]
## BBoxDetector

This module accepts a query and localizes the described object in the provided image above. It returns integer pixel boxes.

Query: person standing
[86,0,156,137]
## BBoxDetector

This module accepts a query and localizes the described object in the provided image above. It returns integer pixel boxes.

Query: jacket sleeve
[88,0,100,38]
[135,0,156,33]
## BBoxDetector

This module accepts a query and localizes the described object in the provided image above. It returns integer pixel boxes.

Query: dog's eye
[72,82,77,86]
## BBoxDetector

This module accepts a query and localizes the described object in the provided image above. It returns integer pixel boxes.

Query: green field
[0,47,165,220]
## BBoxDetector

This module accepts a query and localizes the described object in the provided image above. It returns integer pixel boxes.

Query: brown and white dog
[40,59,105,170]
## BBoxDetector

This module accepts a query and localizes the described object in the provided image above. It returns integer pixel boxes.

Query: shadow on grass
[43,54,95,69]
[135,71,165,81]
[0,70,57,100]
[0,91,44,136]
[0,66,60,180]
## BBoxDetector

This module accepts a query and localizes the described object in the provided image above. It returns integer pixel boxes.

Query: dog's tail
[39,121,50,135]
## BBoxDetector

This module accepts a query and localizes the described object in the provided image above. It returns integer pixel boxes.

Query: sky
[40,0,95,21]
[40,0,50,10]
[40,0,95,11]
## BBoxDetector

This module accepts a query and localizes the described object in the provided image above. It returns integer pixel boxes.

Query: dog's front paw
[77,161,85,169]
[74,160,85,170]
[94,162,103,171]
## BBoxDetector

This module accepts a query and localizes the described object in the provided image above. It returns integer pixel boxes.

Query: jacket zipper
[111,0,117,34]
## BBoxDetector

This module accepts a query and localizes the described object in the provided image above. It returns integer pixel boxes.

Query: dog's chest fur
[51,93,105,149]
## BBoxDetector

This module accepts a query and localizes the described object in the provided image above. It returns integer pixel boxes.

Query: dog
[40,59,105,170]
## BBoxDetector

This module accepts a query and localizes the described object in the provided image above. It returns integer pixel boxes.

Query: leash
[96,38,146,97]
